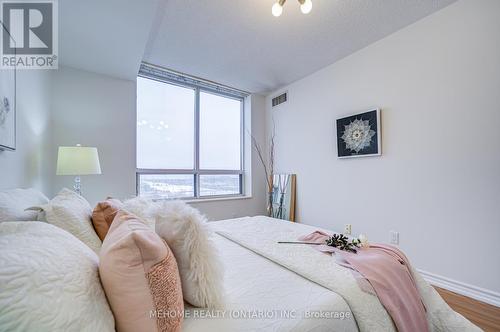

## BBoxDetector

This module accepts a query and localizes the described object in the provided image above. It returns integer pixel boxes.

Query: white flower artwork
[336,109,381,158]
[341,118,375,153]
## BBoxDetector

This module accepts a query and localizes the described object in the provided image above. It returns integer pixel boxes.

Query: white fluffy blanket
[212,216,480,332]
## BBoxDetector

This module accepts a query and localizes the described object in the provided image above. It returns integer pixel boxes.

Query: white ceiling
[59,0,160,80]
[59,0,456,93]
[144,0,456,94]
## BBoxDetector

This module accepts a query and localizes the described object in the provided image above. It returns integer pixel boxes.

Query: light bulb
[300,0,312,14]
[272,2,283,17]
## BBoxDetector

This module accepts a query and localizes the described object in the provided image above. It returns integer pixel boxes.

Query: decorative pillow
[99,210,183,332]
[36,188,101,253]
[0,188,49,222]
[0,221,115,331]
[155,200,224,309]
[92,198,123,240]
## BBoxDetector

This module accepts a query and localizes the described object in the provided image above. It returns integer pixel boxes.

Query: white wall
[266,0,500,294]
[51,66,266,218]
[51,67,137,203]
[0,70,52,193]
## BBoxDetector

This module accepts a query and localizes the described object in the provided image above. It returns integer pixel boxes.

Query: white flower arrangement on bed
[0,188,480,332]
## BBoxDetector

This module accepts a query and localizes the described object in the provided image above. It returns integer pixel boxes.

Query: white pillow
[36,188,101,253]
[0,188,49,222]
[155,200,224,309]
[0,221,115,331]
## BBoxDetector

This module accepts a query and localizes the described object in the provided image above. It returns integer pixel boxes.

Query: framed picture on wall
[336,109,381,158]
[0,22,16,151]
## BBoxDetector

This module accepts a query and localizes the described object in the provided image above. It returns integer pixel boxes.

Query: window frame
[136,67,246,200]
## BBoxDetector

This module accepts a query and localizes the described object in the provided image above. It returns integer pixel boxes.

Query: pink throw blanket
[299,231,428,332]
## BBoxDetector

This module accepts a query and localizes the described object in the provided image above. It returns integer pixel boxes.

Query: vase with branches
[250,120,275,217]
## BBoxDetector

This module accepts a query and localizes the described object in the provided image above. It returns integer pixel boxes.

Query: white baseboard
[418,269,500,308]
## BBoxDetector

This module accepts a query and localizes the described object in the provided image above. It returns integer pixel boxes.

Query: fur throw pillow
[155,201,224,309]
[122,197,156,230]
[126,198,223,309]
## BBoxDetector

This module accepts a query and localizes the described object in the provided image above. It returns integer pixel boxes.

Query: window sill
[184,195,253,204]
[148,195,253,204]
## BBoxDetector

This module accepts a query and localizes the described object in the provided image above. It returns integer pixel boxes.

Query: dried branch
[248,117,276,193]
[268,119,275,192]
[250,133,271,190]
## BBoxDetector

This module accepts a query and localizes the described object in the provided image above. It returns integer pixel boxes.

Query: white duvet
[204,216,480,332]
[183,225,358,331]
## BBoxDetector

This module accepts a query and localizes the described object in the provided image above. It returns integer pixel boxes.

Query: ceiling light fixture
[272,0,285,17]
[299,0,313,14]
[271,0,313,17]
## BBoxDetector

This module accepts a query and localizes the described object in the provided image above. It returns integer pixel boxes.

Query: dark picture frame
[336,109,381,158]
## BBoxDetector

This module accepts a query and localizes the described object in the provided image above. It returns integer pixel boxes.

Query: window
[136,65,246,199]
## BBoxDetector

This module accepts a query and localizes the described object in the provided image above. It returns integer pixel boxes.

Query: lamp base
[74,176,82,196]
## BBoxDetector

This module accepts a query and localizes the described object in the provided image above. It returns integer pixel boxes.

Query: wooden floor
[435,287,500,331]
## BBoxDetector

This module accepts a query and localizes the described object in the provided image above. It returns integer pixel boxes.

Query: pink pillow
[99,210,183,332]
[92,198,123,240]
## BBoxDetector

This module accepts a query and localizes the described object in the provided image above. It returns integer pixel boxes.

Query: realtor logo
[1,0,58,69]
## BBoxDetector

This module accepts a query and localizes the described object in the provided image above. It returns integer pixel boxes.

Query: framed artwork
[0,22,16,151]
[271,174,296,222]
[336,109,381,158]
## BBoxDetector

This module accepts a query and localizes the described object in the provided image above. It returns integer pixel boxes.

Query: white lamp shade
[56,146,102,175]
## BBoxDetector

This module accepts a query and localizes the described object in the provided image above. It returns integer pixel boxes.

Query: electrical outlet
[390,231,399,245]
[344,224,352,235]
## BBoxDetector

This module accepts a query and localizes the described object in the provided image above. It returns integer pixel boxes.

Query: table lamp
[56,144,102,196]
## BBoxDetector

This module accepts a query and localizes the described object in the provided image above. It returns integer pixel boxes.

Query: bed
[0,188,480,332]
[183,216,480,332]
[183,222,356,331]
